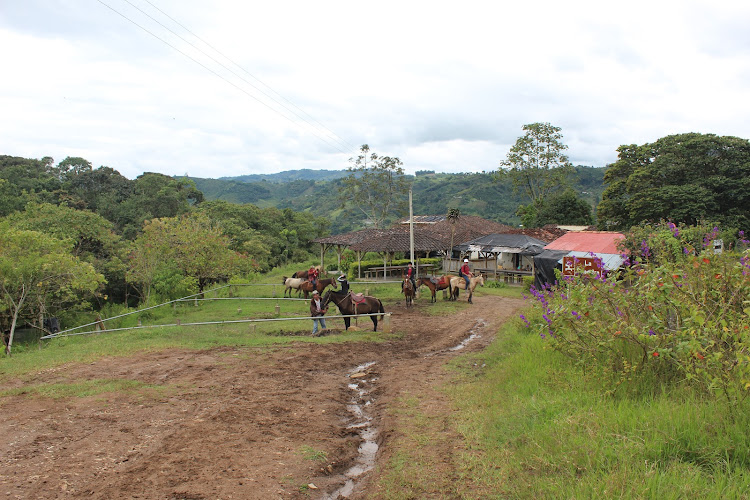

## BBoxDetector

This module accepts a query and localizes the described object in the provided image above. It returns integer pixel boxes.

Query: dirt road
[1,293,524,499]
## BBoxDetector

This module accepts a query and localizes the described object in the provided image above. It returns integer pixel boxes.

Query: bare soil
[1,293,524,499]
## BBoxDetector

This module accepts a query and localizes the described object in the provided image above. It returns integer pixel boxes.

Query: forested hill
[188,166,607,233]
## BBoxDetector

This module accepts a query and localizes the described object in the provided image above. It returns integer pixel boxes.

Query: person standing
[310,290,327,335]
[459,258,473,290]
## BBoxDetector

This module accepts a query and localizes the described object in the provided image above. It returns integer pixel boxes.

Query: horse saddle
[351,292,367,304]
[437,276,447,286]
[430,277,439,284]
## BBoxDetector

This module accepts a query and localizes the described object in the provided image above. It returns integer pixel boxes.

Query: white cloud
[1,0,750,179]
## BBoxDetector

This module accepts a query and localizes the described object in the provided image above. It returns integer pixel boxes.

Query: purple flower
[648,328,656,336]
[572,311,580,319]
[519,314,530,328]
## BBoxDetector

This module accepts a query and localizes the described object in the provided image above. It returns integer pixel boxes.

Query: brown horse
[291,269,309,280]
[402,278,415,308]
[291,265,321,280]
[449,274,485,303]
[416,276,455,302]
[322,289,385,331]
[297,277,337,299]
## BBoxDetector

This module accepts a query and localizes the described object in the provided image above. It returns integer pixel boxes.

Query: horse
[449,274,485,303]
[297,277,338,299]
[291,269,308,280]
[416,275,455,302]
[291,265,321,280]
[322,289,385,331]
[402,278,415,308]
[282,276,306,298]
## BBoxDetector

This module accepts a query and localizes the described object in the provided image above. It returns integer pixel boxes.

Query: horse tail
[378,299,385,320]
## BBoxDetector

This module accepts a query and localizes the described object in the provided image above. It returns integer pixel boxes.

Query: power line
[141,0,359,153]
[96,0,357,156]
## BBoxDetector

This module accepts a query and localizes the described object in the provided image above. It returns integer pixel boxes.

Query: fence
[41,281,398,340]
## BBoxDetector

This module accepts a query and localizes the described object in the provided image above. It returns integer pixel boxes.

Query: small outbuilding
[534,231,626,288]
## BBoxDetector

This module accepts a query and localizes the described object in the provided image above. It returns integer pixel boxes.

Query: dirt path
[0,294,524,499]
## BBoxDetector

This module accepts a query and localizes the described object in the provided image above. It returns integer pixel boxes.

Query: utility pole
[409,188,415,270]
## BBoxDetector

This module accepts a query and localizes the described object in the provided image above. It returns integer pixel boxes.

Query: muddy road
[1,294,524,499]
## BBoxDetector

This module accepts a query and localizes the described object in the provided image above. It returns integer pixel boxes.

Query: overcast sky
[2,0,749,180]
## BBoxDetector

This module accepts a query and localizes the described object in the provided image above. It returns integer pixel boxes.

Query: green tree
[126,213,247,299]
[116,173,204,239]
[4,202,128,304]
[447,207,461,257]
[598,133,750,231]
[518,189,593,228]
[498,122,574,205]
[339,144,410,228]
[0,224,104,355]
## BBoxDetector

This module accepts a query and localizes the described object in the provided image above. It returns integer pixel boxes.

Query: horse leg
[371,315,378,331]
[344,317,351,330]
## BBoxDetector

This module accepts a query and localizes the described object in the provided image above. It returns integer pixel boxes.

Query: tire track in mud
[1,295,525,500]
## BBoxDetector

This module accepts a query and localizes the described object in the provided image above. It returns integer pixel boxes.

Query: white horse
[282,276,306,298]
[449,274,485,303]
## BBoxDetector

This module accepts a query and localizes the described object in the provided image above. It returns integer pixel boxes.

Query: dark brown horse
[322,289,385,331]
[297,277,337,299]
[402,278,415,308]
[291,269,309,280]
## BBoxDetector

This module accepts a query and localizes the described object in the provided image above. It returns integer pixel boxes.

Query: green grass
[442,317,750,498]
[1,378,161,399]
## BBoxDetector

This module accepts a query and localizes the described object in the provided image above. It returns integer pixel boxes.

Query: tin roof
[455,233,547,255]
[544,231,626,254]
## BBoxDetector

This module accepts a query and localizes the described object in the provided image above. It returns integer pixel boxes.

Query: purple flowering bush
[525,222,750,404]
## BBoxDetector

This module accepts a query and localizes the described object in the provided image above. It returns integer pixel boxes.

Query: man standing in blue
[310,290,327,335]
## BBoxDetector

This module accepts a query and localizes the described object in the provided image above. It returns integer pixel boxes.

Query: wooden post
[275,304,280,316]
[383,312,392,333]
[137,318,142,327]
[194,297,198,306]
[176,319,181,326]
[95,314,105,331]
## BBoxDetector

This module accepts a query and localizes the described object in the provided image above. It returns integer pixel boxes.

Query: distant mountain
[186,166,607,234]
[220,169,349,183]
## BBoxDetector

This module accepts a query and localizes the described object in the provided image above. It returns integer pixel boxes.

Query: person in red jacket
[308,265,319,286]
[406,262,416,291]
[459,258,472,290]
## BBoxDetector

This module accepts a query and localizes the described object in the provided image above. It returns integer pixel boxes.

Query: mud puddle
[326,362,379,499]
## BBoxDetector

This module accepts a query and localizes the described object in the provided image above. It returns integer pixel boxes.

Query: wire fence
[41,281,400,340]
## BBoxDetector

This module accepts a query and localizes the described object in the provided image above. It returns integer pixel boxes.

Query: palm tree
[447,208,460,268]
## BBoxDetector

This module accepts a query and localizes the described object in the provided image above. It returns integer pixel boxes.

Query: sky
[2,0,750,180]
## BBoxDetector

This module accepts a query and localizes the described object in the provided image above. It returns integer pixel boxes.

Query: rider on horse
[308,265,319,286]
[459,258,473,290]
[406,262,416,291]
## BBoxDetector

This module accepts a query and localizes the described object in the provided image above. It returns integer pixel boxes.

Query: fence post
[176,319,181,326]
[383,312,392,333]
[275,304,280,316]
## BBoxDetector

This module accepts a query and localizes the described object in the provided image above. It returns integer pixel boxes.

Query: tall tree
[339,144,410,229]
[597,133,750,231]
[518,189,593,228]
[447,207,461,257]
[498,122,574,205]
[0,224,104,355]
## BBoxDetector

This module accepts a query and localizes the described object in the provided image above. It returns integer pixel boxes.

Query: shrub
[524,222,750,407]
